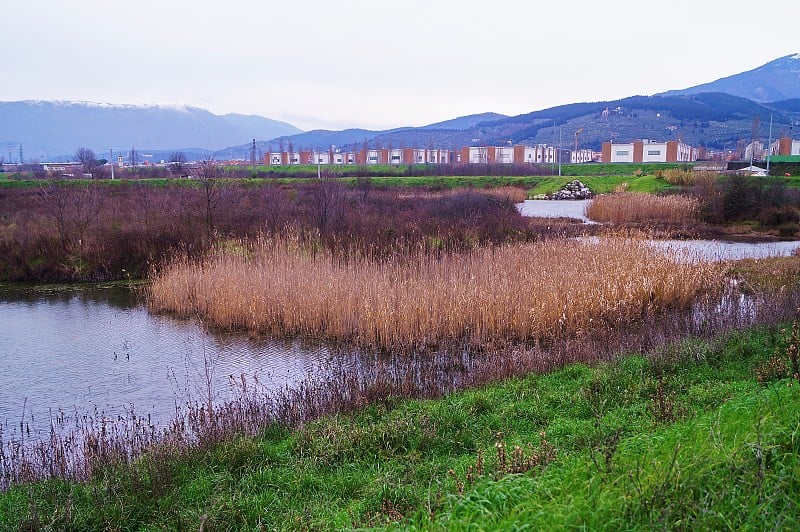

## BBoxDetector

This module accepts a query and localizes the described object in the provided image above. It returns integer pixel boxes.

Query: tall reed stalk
[149,236,723,352]
[587,192,699,224]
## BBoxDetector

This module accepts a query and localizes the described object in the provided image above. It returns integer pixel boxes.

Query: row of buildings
[266,137,800,167]
[263,136,800,167]
[267,145,580,166]
[745,137,800,161]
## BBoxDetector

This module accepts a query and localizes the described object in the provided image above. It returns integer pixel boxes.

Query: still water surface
[3,225,800,437]
[517,199,800,259]
[516,199,592,222]
[0,287,328,437]
[646,239,800,261]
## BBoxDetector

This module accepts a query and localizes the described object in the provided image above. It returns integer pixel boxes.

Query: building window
[647,150,661,156]
[616,151,629,156]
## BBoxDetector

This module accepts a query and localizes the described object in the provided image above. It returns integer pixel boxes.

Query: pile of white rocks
[531,180,593,200]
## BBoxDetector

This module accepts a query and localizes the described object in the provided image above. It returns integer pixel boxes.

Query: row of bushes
[0,181,529,282]
[592,174,800,233]
[700,175,800,229]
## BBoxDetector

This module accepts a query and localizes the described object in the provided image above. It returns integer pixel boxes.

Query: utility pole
[110,148,115,179]
[766,115,773,174]
[250,138,256,166]
[558,126,562,177]
[750,116,760,168]
[551,119,556,174]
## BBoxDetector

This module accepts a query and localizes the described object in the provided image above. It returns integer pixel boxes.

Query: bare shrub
[659,169,719,187]
[482,186,527,203]
[0,184,528,282]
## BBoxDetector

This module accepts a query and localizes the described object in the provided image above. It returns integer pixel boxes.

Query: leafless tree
[129,146,139,177]
[169,151,187,176]
[74,147,96,167]
[39,181,104,254]
[386,139,394,164]
[262,186,292,233]
[74,147,98,177]
[361,138,369,165]
[196,160,223,242]
[356,176,372,203]
[308,179,343,234]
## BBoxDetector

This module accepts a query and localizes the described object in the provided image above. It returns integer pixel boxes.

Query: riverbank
[1,320,797,529]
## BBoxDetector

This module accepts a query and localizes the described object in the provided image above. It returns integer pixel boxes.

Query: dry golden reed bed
[587,192,699,224]
[148,237,722,352]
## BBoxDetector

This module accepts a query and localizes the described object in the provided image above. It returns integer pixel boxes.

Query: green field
[2,323,797,529]
[243,163,697,178]
[527,175,672,195]
[0,173,670,194]
[2,161,798,194]
[559,162,695,176]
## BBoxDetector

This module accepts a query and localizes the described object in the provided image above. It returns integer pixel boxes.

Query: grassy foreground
[1,324,798,530]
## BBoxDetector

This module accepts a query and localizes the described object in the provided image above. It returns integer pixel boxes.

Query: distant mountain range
[3,53,799,162]
[253,53,800,156]
[258,93,800,156]
[660,53,800,102]
[0,101,301,161]
[420,113,508,130]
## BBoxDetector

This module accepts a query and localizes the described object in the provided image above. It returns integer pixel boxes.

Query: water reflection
[0,284,139,309]
[3,229,799,439]
[516,199,593,222]
[0,288,328,438]
[646,239,800,261]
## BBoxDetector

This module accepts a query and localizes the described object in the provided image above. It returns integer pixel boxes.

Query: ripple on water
[0,287,328,438]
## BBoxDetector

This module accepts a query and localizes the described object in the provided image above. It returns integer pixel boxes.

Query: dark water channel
[0,286,328,439]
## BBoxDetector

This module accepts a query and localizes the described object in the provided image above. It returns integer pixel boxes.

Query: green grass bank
[0,173,671,197]
[1,323,798,530]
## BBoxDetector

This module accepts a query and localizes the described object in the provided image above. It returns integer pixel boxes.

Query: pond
[0,286,328,438]
[517,200,800,260]
[2,231,799,439]
[516,199,593,222]
[646,239,800,261]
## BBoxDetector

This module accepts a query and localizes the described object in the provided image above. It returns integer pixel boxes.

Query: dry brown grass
[657,169,720,187]
[148,236,722,352]
[586,192,699,225]
[481,186,528,203]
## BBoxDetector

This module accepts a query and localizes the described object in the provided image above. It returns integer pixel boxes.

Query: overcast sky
[3,0,798,131]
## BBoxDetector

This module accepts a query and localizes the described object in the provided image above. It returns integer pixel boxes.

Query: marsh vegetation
[2,168,800,528]
[149,236,722,352]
